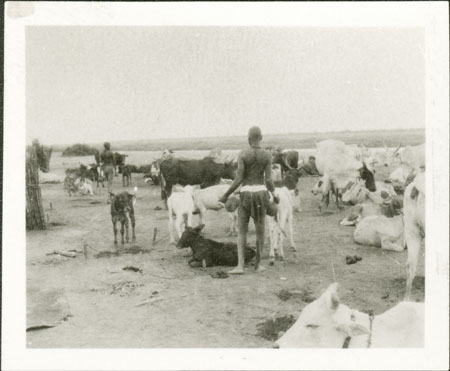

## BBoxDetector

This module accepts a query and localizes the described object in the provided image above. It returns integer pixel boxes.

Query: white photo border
[3,2,449,370]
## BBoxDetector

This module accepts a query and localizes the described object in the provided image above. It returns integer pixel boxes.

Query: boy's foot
[254,265,266,273]
[228,267,244,275]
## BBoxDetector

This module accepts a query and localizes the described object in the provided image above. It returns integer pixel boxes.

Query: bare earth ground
[27,155,424,348]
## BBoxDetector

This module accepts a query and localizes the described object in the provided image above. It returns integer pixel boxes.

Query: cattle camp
[26,131,426,348]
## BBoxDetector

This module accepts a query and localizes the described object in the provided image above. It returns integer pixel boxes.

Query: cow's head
[359,163,376,192]
[312,176,332,195]
[110,191,134,214]
[223,158,238,180]
[176,224,205,249]
[274,283,370,348]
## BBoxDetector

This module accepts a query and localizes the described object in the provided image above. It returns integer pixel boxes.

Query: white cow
[403,171,425,300]
[353,215,405,252]
[389,143,425,185]
[167,185,196,244]
[267,187,297,264]
[314,140,374,212]
[340,197,403,227]
[274,283,424,348]
[192,184,239,235]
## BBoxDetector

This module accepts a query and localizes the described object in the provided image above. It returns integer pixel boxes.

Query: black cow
[87,163,105,188]
[110,191,136,245]
[119,164,133,187]
[114,152,128,176]
[159,156,237,201]
[176,224,255,267]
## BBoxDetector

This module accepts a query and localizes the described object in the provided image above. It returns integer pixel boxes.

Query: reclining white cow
[340,196,403,227]
[267,186,298,264]
[353,215,405,252]
[403,171,425,300]
[274,283,424,348]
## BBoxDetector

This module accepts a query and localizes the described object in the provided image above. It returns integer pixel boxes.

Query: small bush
[62,144,98,157]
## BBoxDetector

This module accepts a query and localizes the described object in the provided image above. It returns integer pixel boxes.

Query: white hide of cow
[403,171,425,300]
[192,184,238,235]
[340,201,392,227]
[274,283,424,348]
[389,143,425,184]
[167,185,196,244]
[267,187,297,264]
[271,164,283,182]
[315,139,363,177]
[354,215,405,252]
[341,180,397,205]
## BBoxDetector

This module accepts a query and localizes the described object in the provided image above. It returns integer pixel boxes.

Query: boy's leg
[229,203,249,274]
[254,216,266,272]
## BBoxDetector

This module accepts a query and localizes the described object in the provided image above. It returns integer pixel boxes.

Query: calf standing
[110,189,137,245]
[119,164,132,187]
[176,224,256,267]
[167,185,196,244]
[267,187,297,264]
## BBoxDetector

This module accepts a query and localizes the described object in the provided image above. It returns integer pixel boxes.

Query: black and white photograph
[2,2,449,370]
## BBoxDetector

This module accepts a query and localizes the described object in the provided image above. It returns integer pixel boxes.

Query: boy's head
[104,142,111,150]
[248,126,262,145]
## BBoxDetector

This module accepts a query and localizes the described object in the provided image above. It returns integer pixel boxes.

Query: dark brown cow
[159,156,237,201]
[110,191,136,245]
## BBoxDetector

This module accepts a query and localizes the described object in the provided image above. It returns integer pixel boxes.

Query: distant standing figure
[219,126,279,274]
[100,142,115,197]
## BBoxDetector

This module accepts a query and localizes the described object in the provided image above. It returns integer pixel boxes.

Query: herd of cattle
[57,139,425,348]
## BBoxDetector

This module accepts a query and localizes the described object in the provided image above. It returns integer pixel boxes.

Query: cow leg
[288,211,296,251]
[112,218,118,245]
[120,221,125,245]
[404,226,422,300]
[124,216,130,243]
[168,212,176,245]
[130,212,136,241]
[268,218,276,265]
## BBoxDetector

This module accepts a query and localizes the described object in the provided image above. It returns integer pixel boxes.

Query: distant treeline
[54,129,425,153]
[62,143,99,157]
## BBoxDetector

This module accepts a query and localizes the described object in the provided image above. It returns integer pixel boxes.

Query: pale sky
[26,26,424,145]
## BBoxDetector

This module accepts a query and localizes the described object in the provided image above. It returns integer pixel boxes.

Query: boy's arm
[219,154,244,203]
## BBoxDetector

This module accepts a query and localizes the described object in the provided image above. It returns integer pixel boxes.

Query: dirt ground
[26,155,424,348]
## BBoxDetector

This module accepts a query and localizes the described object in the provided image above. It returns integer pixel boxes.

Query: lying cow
[176,224,256,268]
[110,187,137,245]
[340,197,403,226]
[353,215,405,252]
[167,185,196,244]
[267,187,297,264]
[403,171,425,300]
[192,184,239,235]
[274,282,424,348]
